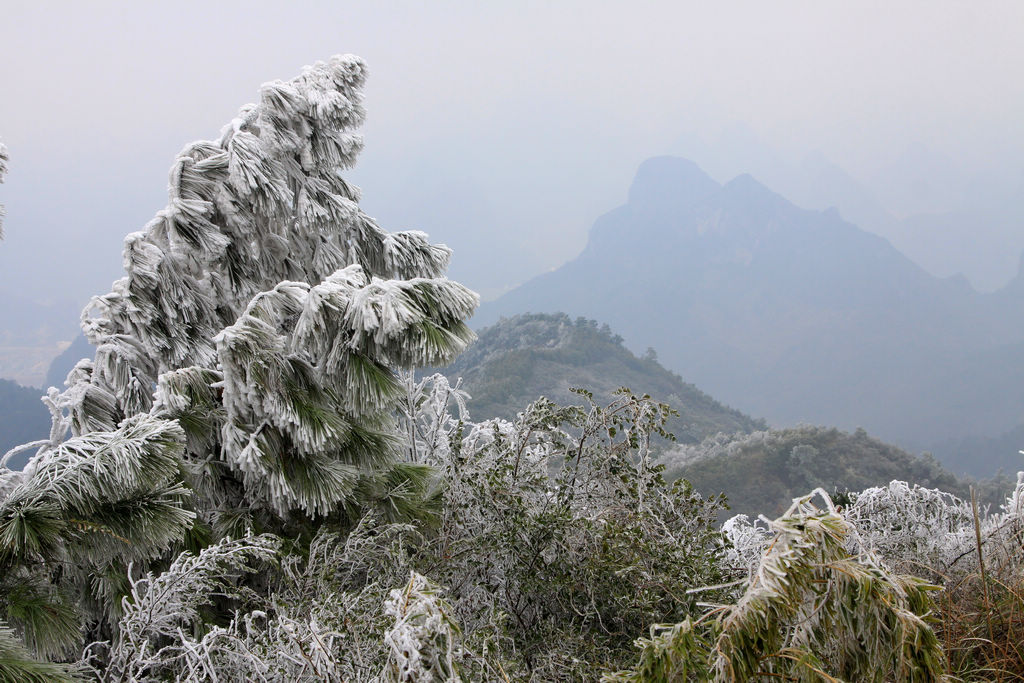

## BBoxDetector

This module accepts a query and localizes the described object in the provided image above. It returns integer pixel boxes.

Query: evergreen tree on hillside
[0,55,477,666]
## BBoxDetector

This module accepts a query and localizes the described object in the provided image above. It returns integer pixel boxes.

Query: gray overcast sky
[2,0,1023,326]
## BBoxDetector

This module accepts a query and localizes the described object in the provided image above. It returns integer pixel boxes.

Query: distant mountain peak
[475,153,1024,469]
[627,156,719,209]
[720,172,790,213]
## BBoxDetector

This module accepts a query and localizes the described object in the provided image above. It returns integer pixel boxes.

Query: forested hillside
[0,379,48,461]
[442,315,978,520]
[661,425,972,517]
[440,312,764,443]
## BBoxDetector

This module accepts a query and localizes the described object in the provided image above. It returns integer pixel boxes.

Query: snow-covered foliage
[720,513,773,575]
[5,363,1021,680]
[69,54,463,400]
[381,572,463,682]
[6,52,1024,681]
[206,267,475,516]
[0,620,78,682]
[85,534,280,681]
[396,372,470,464]
[8,53,475,514]
[724,475,1024,583]
[0,414,194,663]
[71,372,1023,680]
[0,56,478,673]
[610,490,948,682]
[843,479,977,576]
[74,384,728,680]
[23,54,476,518]
[85,521,418,682]
[71,507,445,680]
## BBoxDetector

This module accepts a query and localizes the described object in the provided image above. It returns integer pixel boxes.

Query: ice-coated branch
[0,620,79,683]
[92,534,280,682]
[0,415,194,565]
[381,572,463,682]
[205,266,475,515]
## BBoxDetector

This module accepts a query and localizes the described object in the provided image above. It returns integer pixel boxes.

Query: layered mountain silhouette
[475,157,1024,474]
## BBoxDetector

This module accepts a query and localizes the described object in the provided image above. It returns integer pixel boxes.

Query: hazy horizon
[0,0,1021,371]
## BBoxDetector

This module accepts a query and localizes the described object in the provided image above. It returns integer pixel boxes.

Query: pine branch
[0,620,80,683]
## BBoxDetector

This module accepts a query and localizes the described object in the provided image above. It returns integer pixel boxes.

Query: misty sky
[2,0,1023,341]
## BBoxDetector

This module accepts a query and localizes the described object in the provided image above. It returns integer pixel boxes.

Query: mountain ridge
[439,312,766,443]
[474,157,1024,472]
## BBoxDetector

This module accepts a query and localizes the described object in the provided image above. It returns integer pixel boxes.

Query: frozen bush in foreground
[844,479,977,576]
[724,475,1024,582]
[401,381,731,677]
[610,489,947,682]
[381,572,464,682]
[81,384,730,680]
[84,534,279,681]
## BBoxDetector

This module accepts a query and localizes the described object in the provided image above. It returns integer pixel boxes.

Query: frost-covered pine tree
[48,54,474,517]
[0,55,477,662]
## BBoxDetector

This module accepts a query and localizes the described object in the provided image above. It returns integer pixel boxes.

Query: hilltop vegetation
[442,314,978,520]
[661,425,971,517]
[444,312,764,443]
